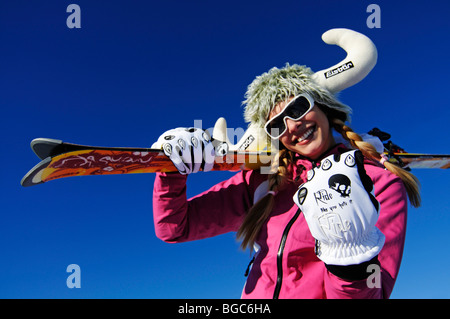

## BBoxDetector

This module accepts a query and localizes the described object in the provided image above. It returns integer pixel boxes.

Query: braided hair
[331,118,421,208]
[237,113,421,251]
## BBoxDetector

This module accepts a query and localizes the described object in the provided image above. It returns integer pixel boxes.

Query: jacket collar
[291,143,349,184]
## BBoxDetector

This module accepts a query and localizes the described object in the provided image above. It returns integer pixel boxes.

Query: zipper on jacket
[244,255,255,277]
[273,208,301,299]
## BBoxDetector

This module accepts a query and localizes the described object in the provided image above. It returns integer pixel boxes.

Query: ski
[21,120,449,187]
[21,118,274,187]
[21,140,449,187]
[21,147,273,187]
[367,128,450,170]
[385,153,450,169]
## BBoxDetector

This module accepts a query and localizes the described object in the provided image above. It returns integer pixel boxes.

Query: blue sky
[1,0,449,298]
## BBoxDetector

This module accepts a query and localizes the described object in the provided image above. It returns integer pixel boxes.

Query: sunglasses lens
[267,118,285,138]
[286,96,311,118]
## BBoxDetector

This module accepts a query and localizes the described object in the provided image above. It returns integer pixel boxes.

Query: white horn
[212,117,270,152]
[311,28,377,93]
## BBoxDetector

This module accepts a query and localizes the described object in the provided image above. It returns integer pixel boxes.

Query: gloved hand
[293,150,385,267]
[152,127,216,174]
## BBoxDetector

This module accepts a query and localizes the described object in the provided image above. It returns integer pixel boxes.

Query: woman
[152,62,420,298]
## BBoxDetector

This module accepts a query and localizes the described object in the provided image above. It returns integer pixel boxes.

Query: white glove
[293,150,385,266]
[152,127,216,174]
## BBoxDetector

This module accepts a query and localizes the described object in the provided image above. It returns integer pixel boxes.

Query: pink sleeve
[373,168,408,298]
[324,164,408,299]
[152,171,263,243]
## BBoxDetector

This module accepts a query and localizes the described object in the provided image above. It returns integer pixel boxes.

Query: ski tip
[21,157,51,187]
[31,138,63,147]
[30,138,63,160]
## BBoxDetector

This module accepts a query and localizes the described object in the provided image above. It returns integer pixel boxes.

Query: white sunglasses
[264,93,315,139]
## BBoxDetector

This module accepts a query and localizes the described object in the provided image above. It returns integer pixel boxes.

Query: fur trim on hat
[243,64,352,127]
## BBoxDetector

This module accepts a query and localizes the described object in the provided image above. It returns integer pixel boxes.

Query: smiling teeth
[298,128,314,142]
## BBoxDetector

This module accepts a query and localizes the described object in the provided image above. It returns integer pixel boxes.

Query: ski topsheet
[21,119,450,187]
[21,144,273,187]
[21,118,274,187]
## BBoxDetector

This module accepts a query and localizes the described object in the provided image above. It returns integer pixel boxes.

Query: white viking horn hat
[311,28,378,93]
[243,28,378,127]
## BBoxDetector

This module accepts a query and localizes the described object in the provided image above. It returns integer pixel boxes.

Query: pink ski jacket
[152,144,408,299]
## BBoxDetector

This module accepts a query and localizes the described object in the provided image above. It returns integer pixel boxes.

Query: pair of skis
[20,118,449,187]
[20,118,273,187]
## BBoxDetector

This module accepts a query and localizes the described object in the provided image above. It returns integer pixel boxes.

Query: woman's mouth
[294,126,316,144]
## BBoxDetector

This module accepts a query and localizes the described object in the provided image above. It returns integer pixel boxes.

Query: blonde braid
[332,119,421,208]
[237,148,295,250]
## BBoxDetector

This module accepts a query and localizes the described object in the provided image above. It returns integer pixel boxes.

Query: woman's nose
[285,118,301,134]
